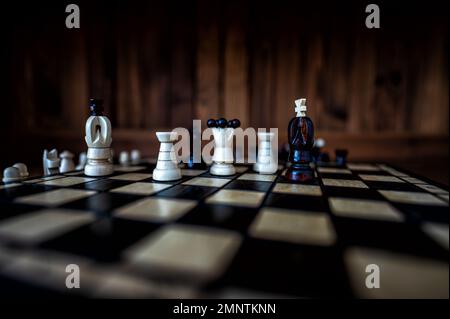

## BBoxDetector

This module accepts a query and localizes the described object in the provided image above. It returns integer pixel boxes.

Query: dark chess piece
[335,149,348,167]
[284,98,315,183]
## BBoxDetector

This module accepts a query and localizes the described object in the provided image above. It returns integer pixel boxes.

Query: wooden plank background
[0,0,448,170]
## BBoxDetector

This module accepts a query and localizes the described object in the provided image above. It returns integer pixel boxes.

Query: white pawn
[13,163,29,179]
[131,149,141,165]
[2,167,22,183]
[152,132,181,181]
[75,152,87,170]
[119,151,130,166]
[60,151,75,173]
[84,100,114,177]
[43,149,61,176]
[254,132,278,174]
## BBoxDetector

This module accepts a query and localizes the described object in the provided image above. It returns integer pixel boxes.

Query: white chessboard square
[205,189,265,208]
[38,176,97,187]
[126,224,242,279]
[115,197,197,223]
[377,164,409,177]
[15,189,96,206]
[358,174,405,183]
[347,164,380,171]
[249,208,336,246]
[238,173,277,182]
[317,167,352,174]
[438,194,449,202]
[0,209,94,244]
[110,182,172,196]
[401,177,426,184]
[322,178,369,189]
[345,247,448,298]
[181,169,207,177]
[378,190,448,206]
[415,184,448,195]
[109,173,152,181]
[23,175,65,184]
[113,166,147,172]
[272,183,322,196]
[182,177,230,188]
[328,197,404,222]
[421,222,449,251]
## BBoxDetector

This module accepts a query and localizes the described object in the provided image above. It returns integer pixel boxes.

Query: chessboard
[0,161,448,298]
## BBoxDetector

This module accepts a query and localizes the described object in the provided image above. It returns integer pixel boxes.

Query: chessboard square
[113,166,147,173]
[0,183,22,190]
[415,184,448,195]
[181,169,207,177]
[110,182,172,195]
[317,167,352,174]
[115,197,197,223]
[347,164,380,171]
[359,175,405,183]
[182,177,230,188]
[238,173,277,183]
[249,208,336,246]
[438,194,449,202]
[379,190,448,206]
[126,224,242,279]
[421,222,449,251]
[322,178,369,189]
[38,176,97,187]
[205,189,265,208]
[0,209,94,244]
[272,183,322,196]
[328,197,404,222]
[345,247,448,298]
[15,189,96,206]
[110,173,152,181]
[401,177,425,184]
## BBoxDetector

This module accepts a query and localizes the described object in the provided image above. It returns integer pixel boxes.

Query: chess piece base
[253,162,277,175]
[152,168,181,181]
[284,164,315,183]
[210,163,235,176]
[84,162,113,177]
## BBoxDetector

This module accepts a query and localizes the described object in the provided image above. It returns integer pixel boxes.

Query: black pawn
[89,99,104,116]
[335,149,348,167]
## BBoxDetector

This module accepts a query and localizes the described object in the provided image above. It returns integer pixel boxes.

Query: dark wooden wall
[0,0,448,170]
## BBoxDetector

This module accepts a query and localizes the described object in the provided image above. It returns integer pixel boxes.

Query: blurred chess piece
[254,132,278,174]
[84,99,114,176]
[2,167,21,183]
[152,131,181,181]
[131,149,141,165]
[59,151,75,173]
[335,149,348,167]
[75,152,87,170]
[119,151,130,166]
[209,118,240,176]
[284,98,315,183]
[13,163,29,179]
[43,149,61,176]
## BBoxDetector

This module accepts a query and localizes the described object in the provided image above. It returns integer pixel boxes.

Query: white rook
[210,127,236,176]
[153,132,181,181]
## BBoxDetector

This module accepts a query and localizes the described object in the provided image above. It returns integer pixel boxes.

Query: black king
[284,98,315,183]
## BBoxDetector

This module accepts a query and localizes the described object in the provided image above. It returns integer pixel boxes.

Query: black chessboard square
[393,203,449,224]
[0,202,42,222]
[62,192,144,215]
[40,218,159,262]
[0,184,50,201]
[363,181,424,192]
[72,179,130,192]
[199,171,238,179]
[223,238,351,298]
[224,180,272,192]
[334,219,448,260]
[155,185,218,200]
[322,187,382,200]
[275,175,321,186]
[317,173,359,180]
[265,193,327,212]
[177,204,259,233]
